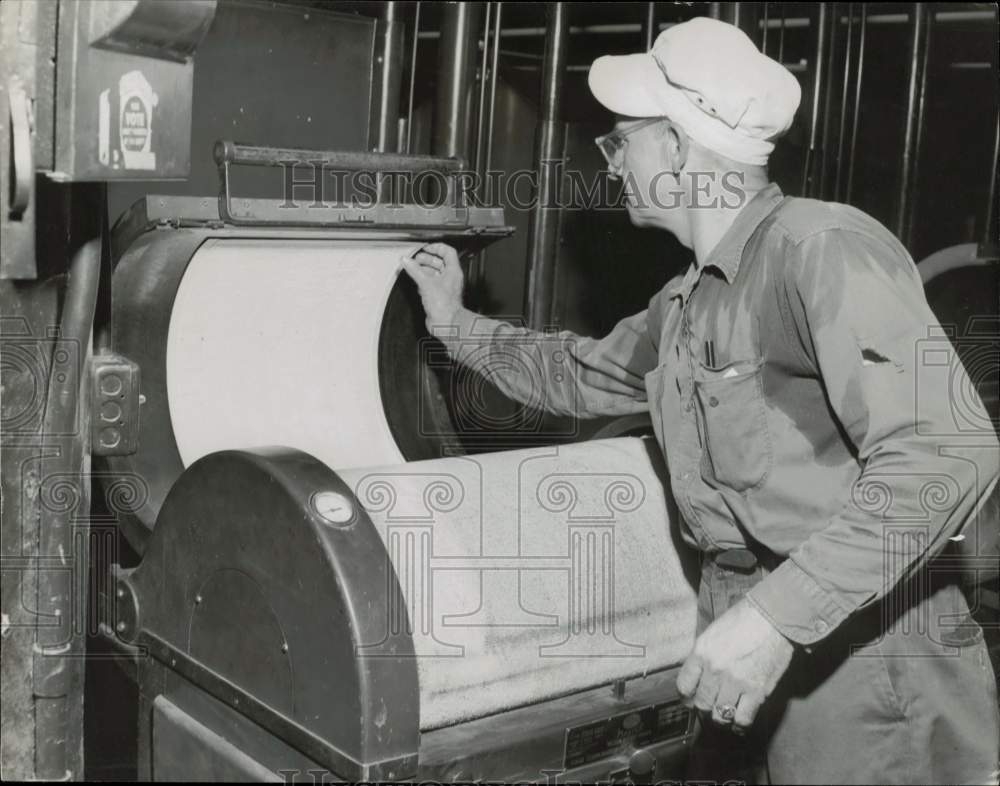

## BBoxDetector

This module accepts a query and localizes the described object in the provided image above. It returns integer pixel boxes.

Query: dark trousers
[685,555,1000,785]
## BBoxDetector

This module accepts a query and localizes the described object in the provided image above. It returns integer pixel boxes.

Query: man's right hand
[401,242,465,335]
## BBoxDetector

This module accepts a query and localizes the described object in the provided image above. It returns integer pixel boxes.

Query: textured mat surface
[339,437,699,730]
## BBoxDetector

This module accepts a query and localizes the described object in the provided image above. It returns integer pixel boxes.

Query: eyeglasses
[594,117,668,172]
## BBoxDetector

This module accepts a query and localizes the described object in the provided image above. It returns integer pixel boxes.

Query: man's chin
[625,203,649,226]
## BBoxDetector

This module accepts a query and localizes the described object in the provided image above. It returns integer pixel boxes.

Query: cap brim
[588,52,674,118]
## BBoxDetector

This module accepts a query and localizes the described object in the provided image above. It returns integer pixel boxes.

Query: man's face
[601,117,684,231]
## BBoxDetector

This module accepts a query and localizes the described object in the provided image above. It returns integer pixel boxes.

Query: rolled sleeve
[433,306,659,419]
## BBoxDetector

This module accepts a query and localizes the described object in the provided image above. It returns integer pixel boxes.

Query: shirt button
[814,620,829,634]
[709,396,719,407]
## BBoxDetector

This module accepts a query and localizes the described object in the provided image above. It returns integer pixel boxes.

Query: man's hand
[677,599,794,734]
[401,242,465,335]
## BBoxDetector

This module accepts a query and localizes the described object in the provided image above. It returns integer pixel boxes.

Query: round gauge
[310,490,355,526]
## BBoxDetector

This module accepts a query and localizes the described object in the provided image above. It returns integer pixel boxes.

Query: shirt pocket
[693,357,772,493]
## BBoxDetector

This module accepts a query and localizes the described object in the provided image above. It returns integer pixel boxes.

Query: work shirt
[442,183,1000,645]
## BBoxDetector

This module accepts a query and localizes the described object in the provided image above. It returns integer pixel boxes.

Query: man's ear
[663,122,689,176]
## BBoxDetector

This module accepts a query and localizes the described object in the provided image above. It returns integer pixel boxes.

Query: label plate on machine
[563,700,692,769]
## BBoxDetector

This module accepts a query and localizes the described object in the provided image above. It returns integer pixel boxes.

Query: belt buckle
[714,548,758,573]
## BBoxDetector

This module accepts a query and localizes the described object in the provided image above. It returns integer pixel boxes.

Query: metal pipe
[523,2,569,330]
[485,2,502,191]
[414,9,994,40]
[34,237,102,780]
[984,110,1000,246]
[818,2,840,200]
[778,4,787,65]
[762,2,770,54]
[474,3,493,179]
[433,2,485,160]
[759,8,995,27]
[406,1,421,154]
[846,3,867,202]
[907,5,932,248]
[643,2,656,50]
[469,2,494,291]
[370,2,405,153]
[834,3,855,201]
[470,3,503,284]
[896,3,930,243]
[802,3,830,197]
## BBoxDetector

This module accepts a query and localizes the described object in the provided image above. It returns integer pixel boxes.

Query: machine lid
[111,195,511,262]
[104,206,511,554]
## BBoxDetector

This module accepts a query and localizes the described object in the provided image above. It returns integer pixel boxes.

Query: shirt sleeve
[433,305,659,419]
[746,228,1000,645]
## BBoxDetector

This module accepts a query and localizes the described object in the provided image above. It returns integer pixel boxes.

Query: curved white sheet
[339,437,699,730]
[167,238,418,470]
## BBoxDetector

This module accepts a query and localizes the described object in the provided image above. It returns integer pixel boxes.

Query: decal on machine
[98,70,159,170]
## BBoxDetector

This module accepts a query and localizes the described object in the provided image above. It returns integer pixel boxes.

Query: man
[403,17,1000,785]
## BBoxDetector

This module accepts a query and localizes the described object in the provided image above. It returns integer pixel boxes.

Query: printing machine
[96,142,700,782]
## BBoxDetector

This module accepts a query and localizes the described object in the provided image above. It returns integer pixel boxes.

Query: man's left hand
[677,599,795,734]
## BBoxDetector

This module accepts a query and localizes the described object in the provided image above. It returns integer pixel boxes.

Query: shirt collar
[699,182,784,285]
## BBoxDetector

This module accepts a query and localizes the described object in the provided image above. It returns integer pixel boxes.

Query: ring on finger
[714,703,736,722]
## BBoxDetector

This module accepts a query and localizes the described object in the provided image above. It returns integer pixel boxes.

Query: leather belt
[708,546,785,574]
[711,548,760,573]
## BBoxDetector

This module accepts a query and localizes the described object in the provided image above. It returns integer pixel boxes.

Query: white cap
[588,17,801,165]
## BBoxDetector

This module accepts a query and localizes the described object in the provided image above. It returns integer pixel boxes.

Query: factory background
[1,1,997,782]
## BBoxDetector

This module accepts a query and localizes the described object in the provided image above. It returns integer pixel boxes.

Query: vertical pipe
[476,2,503,281]
[802,3,830,197]
[896,3,929,244]
[778,3,786,65]
[523,2,569,330]
[984,113,999,246]
[834,3,855,202]
[846,3,867,202]
[433,2,484,161]
[485,2,503,178]
[906,5,932,250]
[469,2,493,290]
[643,2,656,50]
[34,238,101,781]
[370,2,405,153]
[474,3,493,179]
[985,7,999,246]
[406,2,421,154]
[762,3,770,55]
[818,3,840,200]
